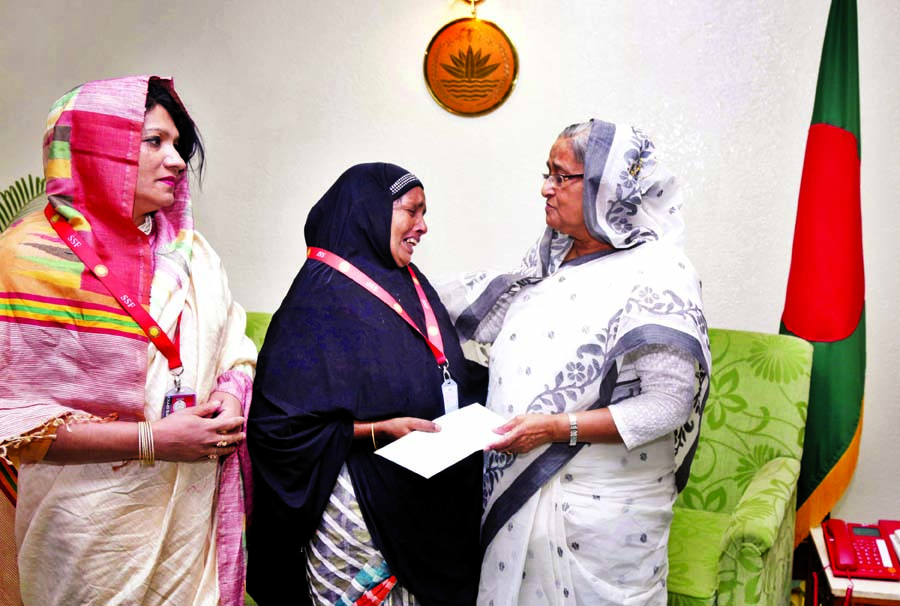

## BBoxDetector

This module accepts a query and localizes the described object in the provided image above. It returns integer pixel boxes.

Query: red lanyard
[44,203,184,373]
[307,247,448,367]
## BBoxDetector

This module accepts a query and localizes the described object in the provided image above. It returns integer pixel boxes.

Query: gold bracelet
[146,422,155,466]
[370,422,378,450]
[138,421,155,467]
[141,421,150,467]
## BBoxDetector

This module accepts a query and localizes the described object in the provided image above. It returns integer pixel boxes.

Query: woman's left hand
[486,414,561,454]
[206,391,244,434]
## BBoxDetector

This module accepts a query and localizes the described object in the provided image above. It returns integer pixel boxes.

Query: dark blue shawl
[247,163,486,606]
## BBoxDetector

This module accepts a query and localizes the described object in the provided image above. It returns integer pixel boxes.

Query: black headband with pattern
[389,173,422,200]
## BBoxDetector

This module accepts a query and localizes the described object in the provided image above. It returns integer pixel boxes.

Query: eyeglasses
[542,173,584,187]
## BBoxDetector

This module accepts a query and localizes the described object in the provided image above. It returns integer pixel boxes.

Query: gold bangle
[370,422,378,450]
[138,421,155,467]
[145,421,155,467]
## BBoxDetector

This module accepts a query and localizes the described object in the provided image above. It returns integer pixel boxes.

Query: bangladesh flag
[780,0,864,546]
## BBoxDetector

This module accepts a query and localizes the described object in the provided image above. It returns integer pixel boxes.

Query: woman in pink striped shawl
[0,76,256,606]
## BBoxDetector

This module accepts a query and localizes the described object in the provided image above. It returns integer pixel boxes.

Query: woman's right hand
[378,417,440,441]
[44,403,246,465]
[153,403,245,461]
[355,417,440,443]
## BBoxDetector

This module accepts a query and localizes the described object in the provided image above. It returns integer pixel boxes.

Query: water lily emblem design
[440,45,501,101]
[424,17,518,115]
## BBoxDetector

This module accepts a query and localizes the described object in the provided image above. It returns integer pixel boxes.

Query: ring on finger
[208,452,218,460]
[216,439,228,448]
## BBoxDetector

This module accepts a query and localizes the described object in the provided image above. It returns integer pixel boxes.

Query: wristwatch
[567,412,578,447]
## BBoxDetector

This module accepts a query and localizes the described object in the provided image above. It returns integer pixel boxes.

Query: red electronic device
[822,518,900,581]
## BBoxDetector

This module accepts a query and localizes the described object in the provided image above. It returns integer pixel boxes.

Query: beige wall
[2,0,898,523]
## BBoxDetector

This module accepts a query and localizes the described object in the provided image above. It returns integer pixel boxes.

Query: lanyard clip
[171,366,184,391]
[441,362,452,382]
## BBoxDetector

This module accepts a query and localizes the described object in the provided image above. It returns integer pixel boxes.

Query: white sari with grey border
[438,120,711,605]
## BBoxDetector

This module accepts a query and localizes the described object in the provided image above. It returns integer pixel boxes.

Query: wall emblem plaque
[423,17,518,116]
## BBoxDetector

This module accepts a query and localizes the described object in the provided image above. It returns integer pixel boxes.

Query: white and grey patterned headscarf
[582,119,685,249]
[534,119,686,277]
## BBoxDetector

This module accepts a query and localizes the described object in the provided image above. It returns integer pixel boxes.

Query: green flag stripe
[811,0,860,155]
[781,308,865,506]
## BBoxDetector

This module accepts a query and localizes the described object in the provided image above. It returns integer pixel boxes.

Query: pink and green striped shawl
[0,75,250,606]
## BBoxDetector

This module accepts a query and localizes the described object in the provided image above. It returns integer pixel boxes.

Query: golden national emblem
[424,17,518,116]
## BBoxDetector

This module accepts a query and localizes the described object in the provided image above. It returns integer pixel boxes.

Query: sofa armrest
[722,457,800,553]
[717,457,801,605]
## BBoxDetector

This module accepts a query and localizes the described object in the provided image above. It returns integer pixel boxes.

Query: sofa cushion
[245,311,273,352]
[667,508,730,604]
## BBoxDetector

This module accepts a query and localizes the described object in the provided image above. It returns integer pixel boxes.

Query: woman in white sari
[441,119,711,605]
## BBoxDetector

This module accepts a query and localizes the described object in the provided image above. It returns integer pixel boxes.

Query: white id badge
[442,377,459,413]
[162,385,197,417]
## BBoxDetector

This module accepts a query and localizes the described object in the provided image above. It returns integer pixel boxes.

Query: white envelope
[375,403,507,479]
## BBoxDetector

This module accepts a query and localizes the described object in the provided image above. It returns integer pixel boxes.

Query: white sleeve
[607,343,697,450]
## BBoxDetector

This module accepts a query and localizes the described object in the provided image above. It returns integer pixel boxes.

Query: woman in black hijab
[247,163,487,606]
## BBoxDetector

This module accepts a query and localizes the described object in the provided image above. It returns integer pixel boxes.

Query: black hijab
[247,163,486,606]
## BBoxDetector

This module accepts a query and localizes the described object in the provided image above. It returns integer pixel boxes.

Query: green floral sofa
[667,328,813,606]
[245,311,273,353]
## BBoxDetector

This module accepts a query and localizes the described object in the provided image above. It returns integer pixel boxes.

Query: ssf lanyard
[306,247,450,372]
[44,203,185,377]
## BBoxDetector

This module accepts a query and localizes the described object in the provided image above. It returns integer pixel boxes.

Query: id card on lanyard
[307,247,458,413]
[45,204,196,417]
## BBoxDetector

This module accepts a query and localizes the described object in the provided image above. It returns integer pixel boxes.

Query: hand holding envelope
[375,403,507,478]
